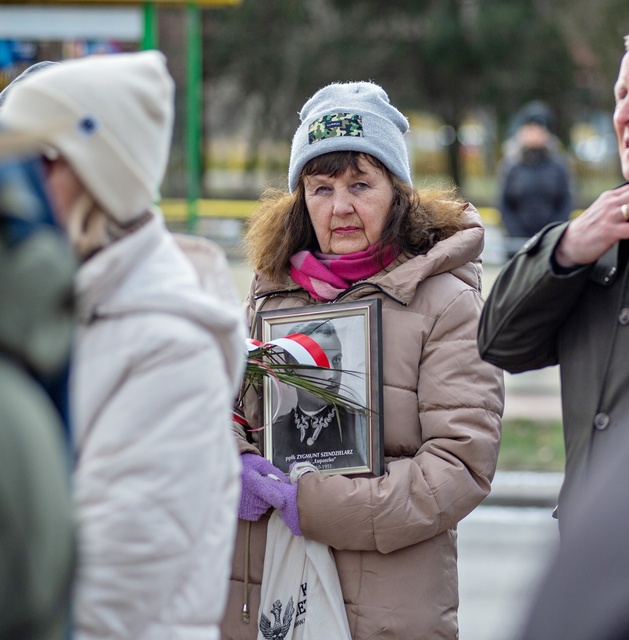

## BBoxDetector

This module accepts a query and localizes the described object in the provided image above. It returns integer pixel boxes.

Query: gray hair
[288,320,337,339]
[625,34,629,52]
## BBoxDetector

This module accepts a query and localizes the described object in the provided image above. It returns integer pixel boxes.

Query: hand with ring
[554,184,629,268]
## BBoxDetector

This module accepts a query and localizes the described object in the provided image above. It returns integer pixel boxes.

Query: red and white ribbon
[246,335,330,368]
[240,334,331,430]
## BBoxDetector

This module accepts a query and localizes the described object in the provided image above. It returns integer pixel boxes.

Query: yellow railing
[161,198,257,220]
[160,199,504,225]
[159,200,582,227]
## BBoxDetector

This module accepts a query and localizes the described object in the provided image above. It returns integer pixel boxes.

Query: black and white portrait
[258,300,383,477]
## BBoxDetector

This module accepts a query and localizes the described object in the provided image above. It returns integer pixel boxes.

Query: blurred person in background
[224,80,503,640]
[497,102,573,257]
[478,35,629,528]
[0,51,246,640]
[0,139,75,639]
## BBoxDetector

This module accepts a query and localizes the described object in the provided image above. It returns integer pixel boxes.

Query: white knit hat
[0,51,174,223]
[288,81,412,192]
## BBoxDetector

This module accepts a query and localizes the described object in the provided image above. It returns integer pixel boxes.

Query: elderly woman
[0,52,246,640]
[224,81,504,640]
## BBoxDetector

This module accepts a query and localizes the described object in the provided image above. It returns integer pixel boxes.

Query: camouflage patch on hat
[308,113,363,144]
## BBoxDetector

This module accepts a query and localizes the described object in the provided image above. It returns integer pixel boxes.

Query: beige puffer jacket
[222,204,504,640]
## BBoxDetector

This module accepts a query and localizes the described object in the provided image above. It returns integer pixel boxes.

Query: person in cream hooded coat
[0,51,246,640]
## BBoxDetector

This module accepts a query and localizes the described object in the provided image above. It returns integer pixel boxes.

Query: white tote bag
[256,511,351,640]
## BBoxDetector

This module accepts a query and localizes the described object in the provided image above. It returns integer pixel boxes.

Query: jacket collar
[74,210,162,323]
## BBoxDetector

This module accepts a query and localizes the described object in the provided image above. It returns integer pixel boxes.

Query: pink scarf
[290,246,398,301]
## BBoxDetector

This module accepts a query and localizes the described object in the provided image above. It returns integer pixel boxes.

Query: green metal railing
[185,3,201,231]
[140,2,206,231]
[7,0,242,230]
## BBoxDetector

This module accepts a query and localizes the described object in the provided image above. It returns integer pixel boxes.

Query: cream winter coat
[71,212,246,640]
[222,204,504,639]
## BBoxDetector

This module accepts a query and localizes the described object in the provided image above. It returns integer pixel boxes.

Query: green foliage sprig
[235,342,368,433]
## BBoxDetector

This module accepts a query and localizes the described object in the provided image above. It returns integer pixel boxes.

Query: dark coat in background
[517,419,629,640]
[498,148,572,240]
[478,218,629,519]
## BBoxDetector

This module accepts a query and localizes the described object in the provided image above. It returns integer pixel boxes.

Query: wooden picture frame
[257,299,383,477]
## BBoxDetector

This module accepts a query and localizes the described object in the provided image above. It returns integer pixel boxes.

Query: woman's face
[44,156,83,229]
[303,156,394,255]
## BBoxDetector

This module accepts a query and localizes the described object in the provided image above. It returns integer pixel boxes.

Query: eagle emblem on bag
[259,597,295,640]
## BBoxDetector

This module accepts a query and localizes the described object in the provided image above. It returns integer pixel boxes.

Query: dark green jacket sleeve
[478,222,592,373]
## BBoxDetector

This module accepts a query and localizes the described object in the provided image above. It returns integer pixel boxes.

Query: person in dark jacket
[497,105,573,257]
[478,35,629,524]
[0,143,76,640]
[516,422,629,640]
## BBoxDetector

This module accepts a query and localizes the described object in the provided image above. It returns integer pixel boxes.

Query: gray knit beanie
[288,81,412,192]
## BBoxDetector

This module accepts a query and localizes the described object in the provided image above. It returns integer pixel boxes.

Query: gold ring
[623,203,629,221]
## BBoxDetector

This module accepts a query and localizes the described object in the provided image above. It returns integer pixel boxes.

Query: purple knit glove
[239,453,302,536]
[277,484,301,537]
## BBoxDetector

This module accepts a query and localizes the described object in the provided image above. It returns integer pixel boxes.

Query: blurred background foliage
[498,418,565,472]
[186,0,629,206]
[1,0,628,209]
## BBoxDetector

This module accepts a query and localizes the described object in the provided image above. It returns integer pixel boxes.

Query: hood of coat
[254,203,485,304]
[368,203,484,303]
[74,211,246,392]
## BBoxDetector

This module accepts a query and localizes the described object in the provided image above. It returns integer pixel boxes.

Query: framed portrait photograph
[257,299,383,477]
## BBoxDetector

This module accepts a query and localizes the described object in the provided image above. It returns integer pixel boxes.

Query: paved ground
[458,504,559,640]
[503,369,562,422]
